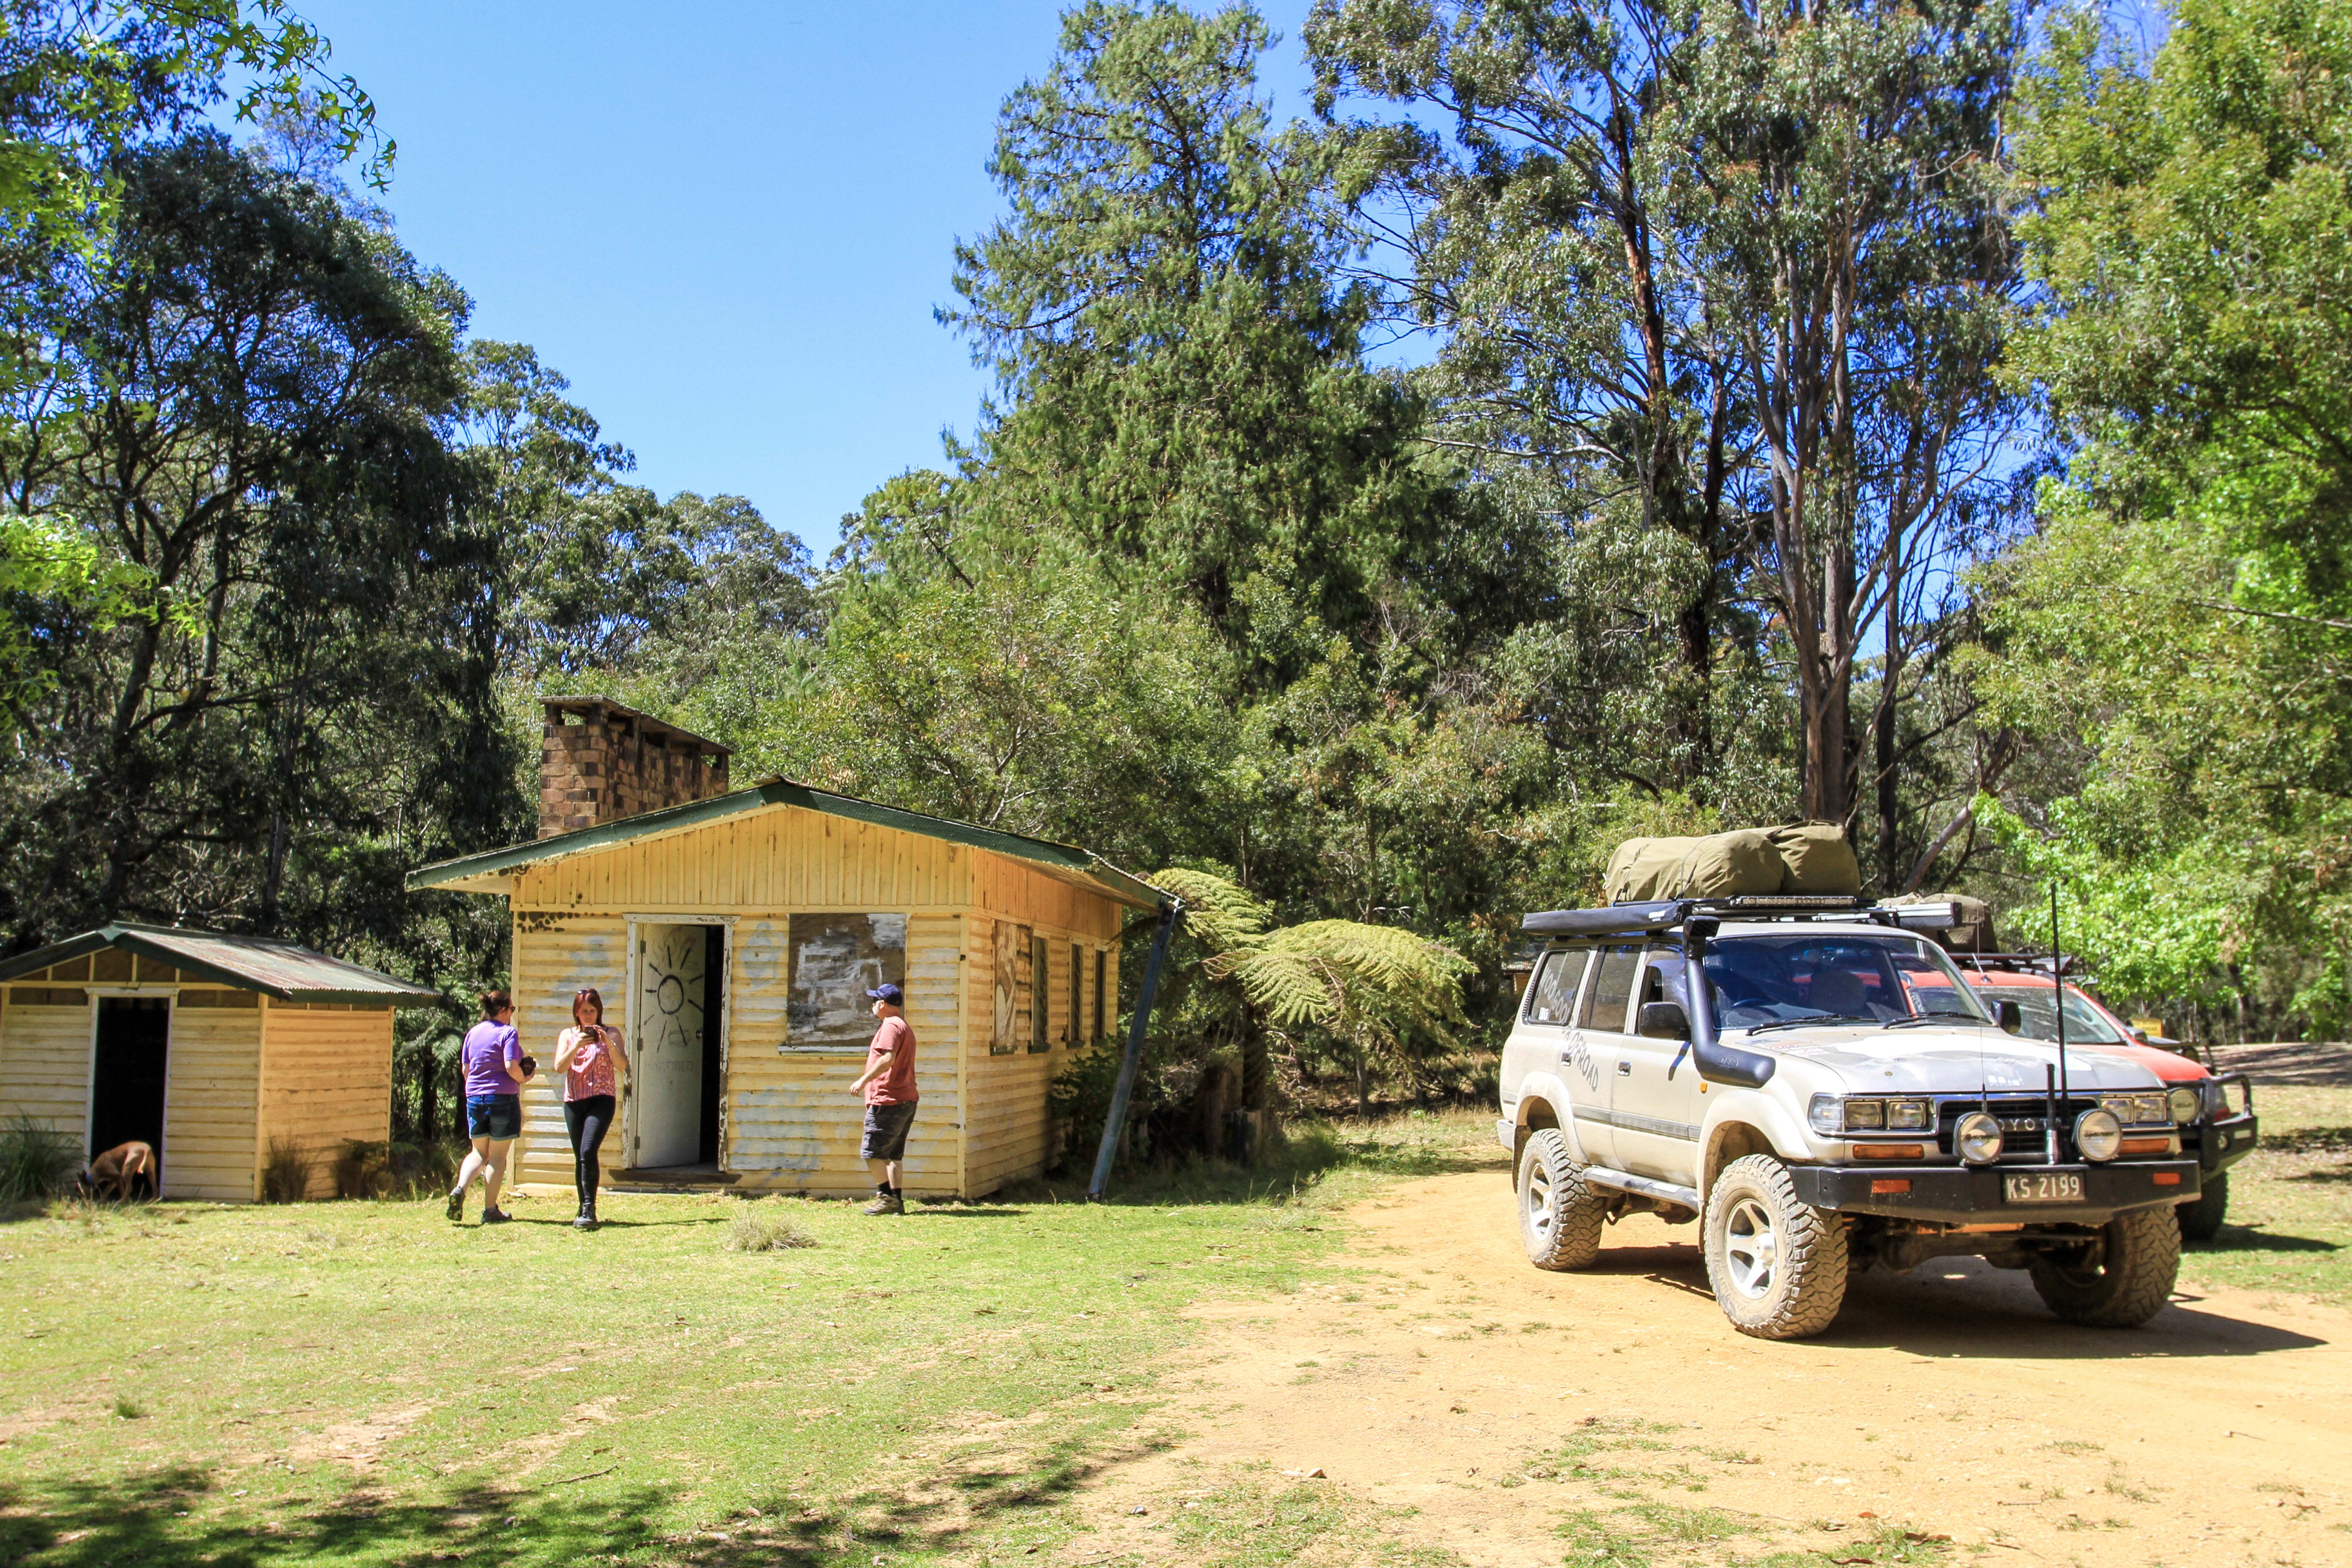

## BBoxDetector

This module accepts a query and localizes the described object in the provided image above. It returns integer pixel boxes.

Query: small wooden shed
[404,698,1169,1200]
[0,924,442,1201]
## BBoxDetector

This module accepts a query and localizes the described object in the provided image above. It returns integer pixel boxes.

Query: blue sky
[296,1,1318,558]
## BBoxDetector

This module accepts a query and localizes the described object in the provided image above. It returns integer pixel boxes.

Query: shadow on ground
[0,1426,1169,1568]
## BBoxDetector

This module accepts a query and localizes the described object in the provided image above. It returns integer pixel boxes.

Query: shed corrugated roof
[0,924,445,1004]
[403,776,1175,911]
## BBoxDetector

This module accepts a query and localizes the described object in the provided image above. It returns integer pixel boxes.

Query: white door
[632,924,708,1168]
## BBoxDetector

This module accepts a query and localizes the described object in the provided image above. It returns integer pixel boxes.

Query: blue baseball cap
[866,983,905,1006]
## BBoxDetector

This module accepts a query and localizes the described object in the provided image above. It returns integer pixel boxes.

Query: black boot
[573,1195,598,1232]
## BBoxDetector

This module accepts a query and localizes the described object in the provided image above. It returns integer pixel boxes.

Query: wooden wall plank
[254,1004,384,1201]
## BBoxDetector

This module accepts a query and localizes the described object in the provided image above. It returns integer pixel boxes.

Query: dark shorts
[467,1094,522,1140]
[861,1101,917,1162]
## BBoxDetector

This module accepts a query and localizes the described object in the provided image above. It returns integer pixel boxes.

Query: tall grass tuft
[722,1201,816,1253]
[0,1115,78,1202]
[261,1135,314,1203]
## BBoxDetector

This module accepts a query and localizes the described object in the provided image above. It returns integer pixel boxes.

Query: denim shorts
[467,1094,522,1140]
[861,1101,918,1161]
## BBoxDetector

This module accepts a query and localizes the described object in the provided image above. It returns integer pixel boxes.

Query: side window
[1094,948,1108,1041]
[1068,941,1082,1045]
[1639,951,1687,1008]
[1524,950,1588,1025]
[1029,934,1052,1053]
[1579,945,1643,1033]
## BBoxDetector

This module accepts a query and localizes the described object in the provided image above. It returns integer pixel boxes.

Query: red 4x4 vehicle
[1909,956,2257,1239]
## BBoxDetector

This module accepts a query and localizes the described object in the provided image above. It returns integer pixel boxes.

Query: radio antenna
[2051,881,2069,1150]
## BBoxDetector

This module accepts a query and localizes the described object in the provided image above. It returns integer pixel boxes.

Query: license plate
[2003,1172,2084,1204]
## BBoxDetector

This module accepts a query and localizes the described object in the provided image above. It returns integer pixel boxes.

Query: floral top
[559,1025,620,1102]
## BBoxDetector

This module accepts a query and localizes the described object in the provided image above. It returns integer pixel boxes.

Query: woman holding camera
[552,988,628,1232]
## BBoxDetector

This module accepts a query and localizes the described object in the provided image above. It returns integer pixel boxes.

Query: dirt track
[1069,1165,2351,1567]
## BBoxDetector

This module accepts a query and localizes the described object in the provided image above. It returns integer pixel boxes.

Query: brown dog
[79,1141,158,1201]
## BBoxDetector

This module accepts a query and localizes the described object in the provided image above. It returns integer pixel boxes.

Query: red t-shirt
[864,1014,917,1106]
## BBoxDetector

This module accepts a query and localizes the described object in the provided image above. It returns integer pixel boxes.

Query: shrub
[722,1202,816,1253]
[0,1115,78,1202]
[261,1135,314,1203]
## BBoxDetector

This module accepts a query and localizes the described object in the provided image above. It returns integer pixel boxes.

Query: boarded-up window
[990,921,1030,1055]
[1028,934,1050,1053]
[786,914,906,1049]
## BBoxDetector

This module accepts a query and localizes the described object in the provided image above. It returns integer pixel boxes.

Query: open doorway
[630,923,724,1170]
[89,997,168,1195]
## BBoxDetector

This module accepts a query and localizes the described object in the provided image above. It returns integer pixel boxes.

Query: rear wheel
[1702,1155,1848,1340]
[2177,1171,2229,1242]
[2029,1205,2181,1327]
[1517,1128,1606,1270]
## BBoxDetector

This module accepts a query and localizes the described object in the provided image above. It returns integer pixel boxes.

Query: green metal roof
[404,777,1175,911]
[0,923,446,1004]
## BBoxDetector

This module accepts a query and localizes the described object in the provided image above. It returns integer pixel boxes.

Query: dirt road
[1069,1167,2351,1567]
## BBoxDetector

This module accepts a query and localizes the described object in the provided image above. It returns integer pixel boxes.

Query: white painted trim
[79,993,99,1160]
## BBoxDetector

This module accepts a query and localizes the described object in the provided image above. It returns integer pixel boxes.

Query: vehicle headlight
[1886,1099,1934,1132]
[2099,1093,2168,1127]
[1955,1110,2004,1165]
[1807,1096,1935,1136]
[2075,1107,2123,1161]
[2169,1086,2203,1126]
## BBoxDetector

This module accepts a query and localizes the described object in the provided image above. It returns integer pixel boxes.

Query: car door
[1514,947,1601,1158]
[1608,947,1706,1185]
[1575,944,1644,1169]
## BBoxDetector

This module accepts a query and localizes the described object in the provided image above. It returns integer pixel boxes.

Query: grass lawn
[2177,1083,2352,1307]
[3,1090,2343,1568]
[0,1116,1487,1568]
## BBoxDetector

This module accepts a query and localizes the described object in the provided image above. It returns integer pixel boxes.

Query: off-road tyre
[2177,1171,2229,1242]
[1702,1154,1849,1340]
[2029,1204,2181,1327]
[1517,1128,1607,1270]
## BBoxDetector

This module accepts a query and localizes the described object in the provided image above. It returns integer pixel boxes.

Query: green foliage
[0,1112,75,1201]
[1986,0,2352,1034]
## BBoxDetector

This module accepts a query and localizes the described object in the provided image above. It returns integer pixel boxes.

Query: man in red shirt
[850,983,918,1215]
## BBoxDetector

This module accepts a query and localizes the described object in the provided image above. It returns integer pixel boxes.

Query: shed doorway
[629,923,724,1170]
[89,996,169,1187]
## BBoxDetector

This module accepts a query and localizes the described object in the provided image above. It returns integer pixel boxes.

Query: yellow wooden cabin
[403,698,1168,1200]
[0,925,441,1200]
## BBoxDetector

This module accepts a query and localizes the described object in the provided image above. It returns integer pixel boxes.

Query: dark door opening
[698,924,725,1164]
[90,997,169,1194]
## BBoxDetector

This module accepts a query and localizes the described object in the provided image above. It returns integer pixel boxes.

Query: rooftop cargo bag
[1604,824,1862,902]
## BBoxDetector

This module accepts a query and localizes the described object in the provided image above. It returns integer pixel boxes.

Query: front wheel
[2029,1205,2181,1327]
[1702,1155,1849,1340]
[2177,1171,2229,1242]
[1517,1128,1606,1270]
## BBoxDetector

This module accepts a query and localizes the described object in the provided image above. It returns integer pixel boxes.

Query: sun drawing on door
[643,928,706,1062]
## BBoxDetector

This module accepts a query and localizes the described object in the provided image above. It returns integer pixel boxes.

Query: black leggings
[564,1094,616,1204]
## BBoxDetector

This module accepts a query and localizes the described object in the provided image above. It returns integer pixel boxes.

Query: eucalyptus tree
[1308,0,2030,863]
[0,134,487,949]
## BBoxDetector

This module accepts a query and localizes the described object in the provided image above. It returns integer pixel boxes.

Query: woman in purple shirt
[446,988,533,1225]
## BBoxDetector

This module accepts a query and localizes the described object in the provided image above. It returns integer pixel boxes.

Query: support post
[1088,901,1181,1201]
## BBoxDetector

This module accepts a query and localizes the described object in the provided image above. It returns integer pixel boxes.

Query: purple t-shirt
[462,1021,522,1099]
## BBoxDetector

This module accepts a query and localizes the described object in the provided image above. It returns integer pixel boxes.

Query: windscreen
[1704,933,1993,1031]
[1957,984,2125,1045]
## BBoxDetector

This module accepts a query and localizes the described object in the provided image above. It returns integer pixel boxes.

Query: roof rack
[1521,896,1960,938]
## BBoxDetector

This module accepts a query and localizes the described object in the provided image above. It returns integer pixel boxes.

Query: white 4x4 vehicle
[1499,896,2202,1339]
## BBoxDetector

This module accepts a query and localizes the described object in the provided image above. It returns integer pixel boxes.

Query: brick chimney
[539,697,732,838]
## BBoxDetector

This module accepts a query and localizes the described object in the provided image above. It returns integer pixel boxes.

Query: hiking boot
[861,1191,904,1216]
[444,1187,465,1223]
[481,1207,512,1225]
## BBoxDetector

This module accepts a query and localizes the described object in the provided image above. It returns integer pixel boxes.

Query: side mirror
[1637,1001,1689,1040]
[1993,1000,2021,1035]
